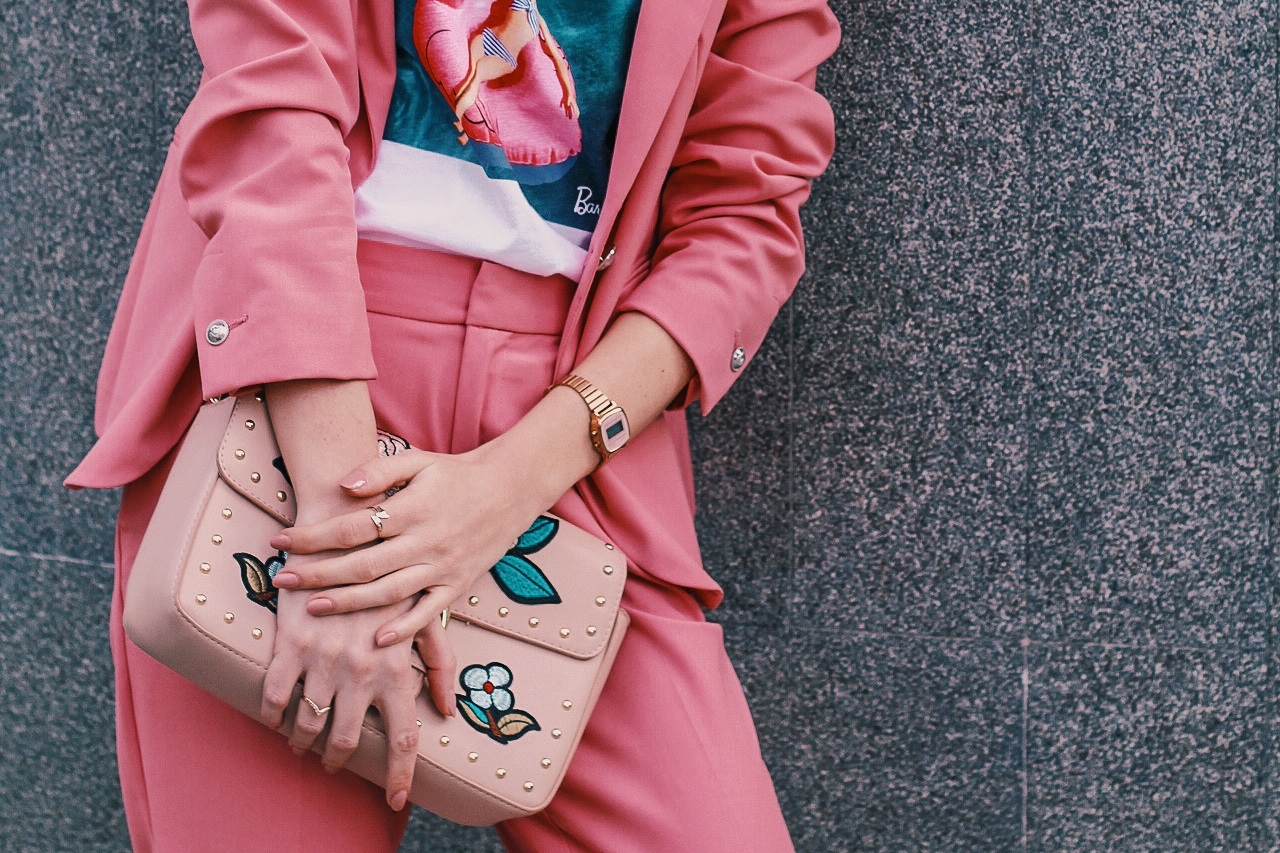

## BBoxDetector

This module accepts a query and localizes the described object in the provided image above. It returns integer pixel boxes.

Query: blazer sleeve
[616,0,840,413]
[175,0,377,400]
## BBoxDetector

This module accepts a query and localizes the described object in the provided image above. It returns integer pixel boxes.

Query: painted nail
[376,630,398,647]
[272,572,299,589]
[308,597,334,615]
[339,472,368,490]
[390,790,408,812]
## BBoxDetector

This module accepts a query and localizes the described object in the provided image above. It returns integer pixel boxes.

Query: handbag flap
[450,515,627,660]
[213,396,626,659]
[217,395,298,526]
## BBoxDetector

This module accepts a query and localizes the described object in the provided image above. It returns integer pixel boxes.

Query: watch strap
[558,374,617,418]
[556,374,629,463]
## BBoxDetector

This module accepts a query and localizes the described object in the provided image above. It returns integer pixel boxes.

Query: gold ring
[303,695,331,716]
[369,505,390,535]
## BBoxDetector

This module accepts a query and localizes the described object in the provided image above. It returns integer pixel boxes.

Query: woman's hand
[264,312,695,729]
[261,568,426,812]
[270,446,535,630]
[267,442,555,701]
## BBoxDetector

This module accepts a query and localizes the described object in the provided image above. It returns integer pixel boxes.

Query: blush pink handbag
[123,394,630,825]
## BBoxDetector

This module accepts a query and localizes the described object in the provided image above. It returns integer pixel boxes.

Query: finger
[279,536,424,591]
[321,690,372,775]
[339,451,437,498]
[307,565,434,617]
[376,689,423,811]
[378,586,460,650]
[261,654,304,730]
[271,505,393,557]
[414,611,458,718]
[289,680,335,756]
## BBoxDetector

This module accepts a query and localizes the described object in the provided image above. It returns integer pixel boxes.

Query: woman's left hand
[268,444,543,647]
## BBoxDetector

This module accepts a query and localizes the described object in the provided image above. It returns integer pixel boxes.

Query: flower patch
[455,662,541,744]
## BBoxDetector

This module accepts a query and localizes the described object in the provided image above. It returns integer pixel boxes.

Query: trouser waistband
[357,239,576,336]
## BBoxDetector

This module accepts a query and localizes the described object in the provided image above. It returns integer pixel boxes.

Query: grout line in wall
[0,545,112,571]
[785,297,796,631]
[1021,2,1043,847]
[1021,637,1030,853]
[1263,0,1280,843]
[785,623,1259,656]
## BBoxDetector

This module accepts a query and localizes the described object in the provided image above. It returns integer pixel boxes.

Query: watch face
[599,409,630,454]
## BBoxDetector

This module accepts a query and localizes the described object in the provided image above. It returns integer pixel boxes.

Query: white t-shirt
[355,0,641,280]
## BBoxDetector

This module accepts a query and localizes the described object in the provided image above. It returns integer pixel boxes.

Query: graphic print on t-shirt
[355,0,640,278]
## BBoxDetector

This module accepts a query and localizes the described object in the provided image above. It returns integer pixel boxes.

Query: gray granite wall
[2,0,1276,850]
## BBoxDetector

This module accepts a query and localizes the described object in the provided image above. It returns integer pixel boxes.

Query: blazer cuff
[617,273,777,414]
[192,248,377,399]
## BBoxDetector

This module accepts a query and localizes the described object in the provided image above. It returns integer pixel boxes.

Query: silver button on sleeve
[206,320,230,346]
[730,347,747,371]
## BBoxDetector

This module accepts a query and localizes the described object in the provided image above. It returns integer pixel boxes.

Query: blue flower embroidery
[455,662,541,744]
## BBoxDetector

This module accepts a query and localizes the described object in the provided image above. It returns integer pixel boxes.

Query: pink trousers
[111,241,794,852]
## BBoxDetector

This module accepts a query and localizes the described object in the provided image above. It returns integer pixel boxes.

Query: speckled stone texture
[0,554,124,851]
[1027,644,1273,851]
[1026,0,1276,649]
[790,0,1030,640]
[7,0,1280,850]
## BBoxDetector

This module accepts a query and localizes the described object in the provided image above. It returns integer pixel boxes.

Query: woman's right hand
[260,557,426,812]
[257,379,437,809]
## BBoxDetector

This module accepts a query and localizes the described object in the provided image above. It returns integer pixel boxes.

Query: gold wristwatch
[557,374,630,464]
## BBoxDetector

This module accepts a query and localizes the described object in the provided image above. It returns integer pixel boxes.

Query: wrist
[293,490,372,527]
[483,388,599,512]
[264,379,379,525]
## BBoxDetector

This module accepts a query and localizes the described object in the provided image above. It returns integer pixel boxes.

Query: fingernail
[390,790,408,812]
[340,472,368,490]
[272,572,299,589]
[291,746,305,757]
[270,533,291,549]
[324,764,339,775]
[308,597,334,615]
[376,630,398,647]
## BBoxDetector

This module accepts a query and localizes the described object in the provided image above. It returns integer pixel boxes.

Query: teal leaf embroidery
[491,554,562,605]
[513,515,558,554]
[489,517,561,604]
[456,698,490,732]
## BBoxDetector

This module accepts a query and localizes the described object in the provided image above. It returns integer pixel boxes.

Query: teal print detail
[456,663,542,744]
[489,515,562,605]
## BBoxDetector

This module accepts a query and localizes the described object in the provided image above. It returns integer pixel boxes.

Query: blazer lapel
[590,0,720,262]
[554,0,719,379]
[352,0,397,184]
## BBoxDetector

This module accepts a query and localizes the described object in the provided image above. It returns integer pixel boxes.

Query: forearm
[265,379,379,523]
[266,313,694,638]
[487,311,694,511]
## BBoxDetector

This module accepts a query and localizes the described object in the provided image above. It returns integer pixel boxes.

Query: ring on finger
[369,505,390,536]
[303,695,332,716]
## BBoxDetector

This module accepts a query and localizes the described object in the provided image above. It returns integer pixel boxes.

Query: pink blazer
[68,0,839,601]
